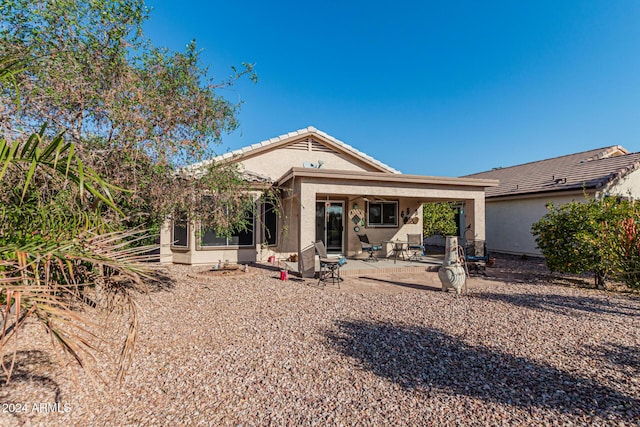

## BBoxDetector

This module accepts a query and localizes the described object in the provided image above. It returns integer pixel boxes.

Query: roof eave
[276,167,498,188]
[486,186,598,201]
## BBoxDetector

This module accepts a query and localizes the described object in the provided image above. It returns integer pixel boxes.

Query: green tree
[0,0,260,382]
[423,202,458,238]
[1,0,257,233]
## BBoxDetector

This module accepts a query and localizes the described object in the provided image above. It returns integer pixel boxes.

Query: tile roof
[463,146,640,198]
[240,170,273,183]
[192,126,401,174]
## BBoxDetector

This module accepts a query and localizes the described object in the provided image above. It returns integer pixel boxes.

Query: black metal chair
[464,239,488,275]
[313,240,346,287]
[407,233,425,261]
[357,234,382,262]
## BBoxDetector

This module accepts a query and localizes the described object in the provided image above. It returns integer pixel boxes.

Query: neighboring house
[160,126,497,276]
[464,145,640,256]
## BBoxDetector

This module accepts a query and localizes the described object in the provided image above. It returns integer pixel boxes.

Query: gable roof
[464,145,640,198]
[195,126,401,174]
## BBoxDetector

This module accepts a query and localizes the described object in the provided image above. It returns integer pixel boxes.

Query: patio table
[384,240,409,263]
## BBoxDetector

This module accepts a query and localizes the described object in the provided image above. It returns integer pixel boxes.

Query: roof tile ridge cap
[583,145,629,162]
[598,158,640,189]
[236,128,309,153]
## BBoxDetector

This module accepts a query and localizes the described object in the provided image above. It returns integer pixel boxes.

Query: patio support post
[298,183,317,278]
[465,195,486,241]
[159,219,173,263]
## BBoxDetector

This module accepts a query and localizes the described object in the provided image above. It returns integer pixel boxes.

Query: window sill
[196,245,256,251]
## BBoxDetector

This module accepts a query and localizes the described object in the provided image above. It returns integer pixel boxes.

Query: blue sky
[144,1,640,176]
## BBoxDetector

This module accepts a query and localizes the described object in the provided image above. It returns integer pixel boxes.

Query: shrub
[604,215,640,289]
[532,197,640,289]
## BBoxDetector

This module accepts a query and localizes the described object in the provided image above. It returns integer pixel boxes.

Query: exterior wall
[161,191,271,265]
[345,197,423,258]
[485,193,586,256]
[238,143,380,180]
[275,184,300,257]
[160,143,491,265]
[159,220,173,263]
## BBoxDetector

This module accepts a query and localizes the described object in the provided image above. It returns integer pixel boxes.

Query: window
[172,213,189,248]
[200,207,255,247]
[262,201,278,246]
[367,201,398,227]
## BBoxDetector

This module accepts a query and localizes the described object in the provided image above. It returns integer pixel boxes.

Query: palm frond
[0,228,159,383]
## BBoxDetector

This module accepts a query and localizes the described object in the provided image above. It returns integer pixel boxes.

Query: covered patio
[275,167,498,278]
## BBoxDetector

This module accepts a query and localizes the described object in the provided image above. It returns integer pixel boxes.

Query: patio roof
[276,167,499,189]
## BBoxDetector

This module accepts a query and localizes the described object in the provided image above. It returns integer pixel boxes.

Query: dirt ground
[1,254,638,426]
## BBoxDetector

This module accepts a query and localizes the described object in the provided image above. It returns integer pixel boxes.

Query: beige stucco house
[160,127,497,275]
[465,145,640,256]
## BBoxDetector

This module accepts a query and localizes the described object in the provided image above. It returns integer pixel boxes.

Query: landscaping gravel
[1,260,639,426]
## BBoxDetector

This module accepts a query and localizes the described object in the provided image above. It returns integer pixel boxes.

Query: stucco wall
[239,144,379,180]
[485,194,585,256]
[276,190,300,257]
[343,197,424,258]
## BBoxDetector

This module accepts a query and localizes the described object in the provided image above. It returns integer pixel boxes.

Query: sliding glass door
[315,201,344,254]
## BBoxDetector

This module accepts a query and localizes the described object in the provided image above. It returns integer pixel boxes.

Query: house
[464,145,640,256]
[160,127,498,276]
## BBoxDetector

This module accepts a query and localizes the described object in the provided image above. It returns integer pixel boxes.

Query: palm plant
[1,58,157,382]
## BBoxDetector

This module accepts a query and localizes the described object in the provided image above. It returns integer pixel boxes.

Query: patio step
[339,265,428,276]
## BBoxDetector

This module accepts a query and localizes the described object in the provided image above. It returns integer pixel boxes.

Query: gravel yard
[1,259,639,426]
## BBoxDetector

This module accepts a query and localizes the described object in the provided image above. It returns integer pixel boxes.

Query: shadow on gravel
[0,350,61,400]
[472,292,640,317]
[358,276,441,292]
[583,342,640,373]
[326,320,639,422]
[146,268,176,292]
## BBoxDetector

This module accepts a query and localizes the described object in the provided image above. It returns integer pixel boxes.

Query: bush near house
[532,197,640,290]
[423,202,458,238]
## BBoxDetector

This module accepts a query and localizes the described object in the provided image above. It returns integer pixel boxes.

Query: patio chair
[357,234,382,262]
[464,239,488,276]
[407,233,425,261]
[313,240,346,287]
